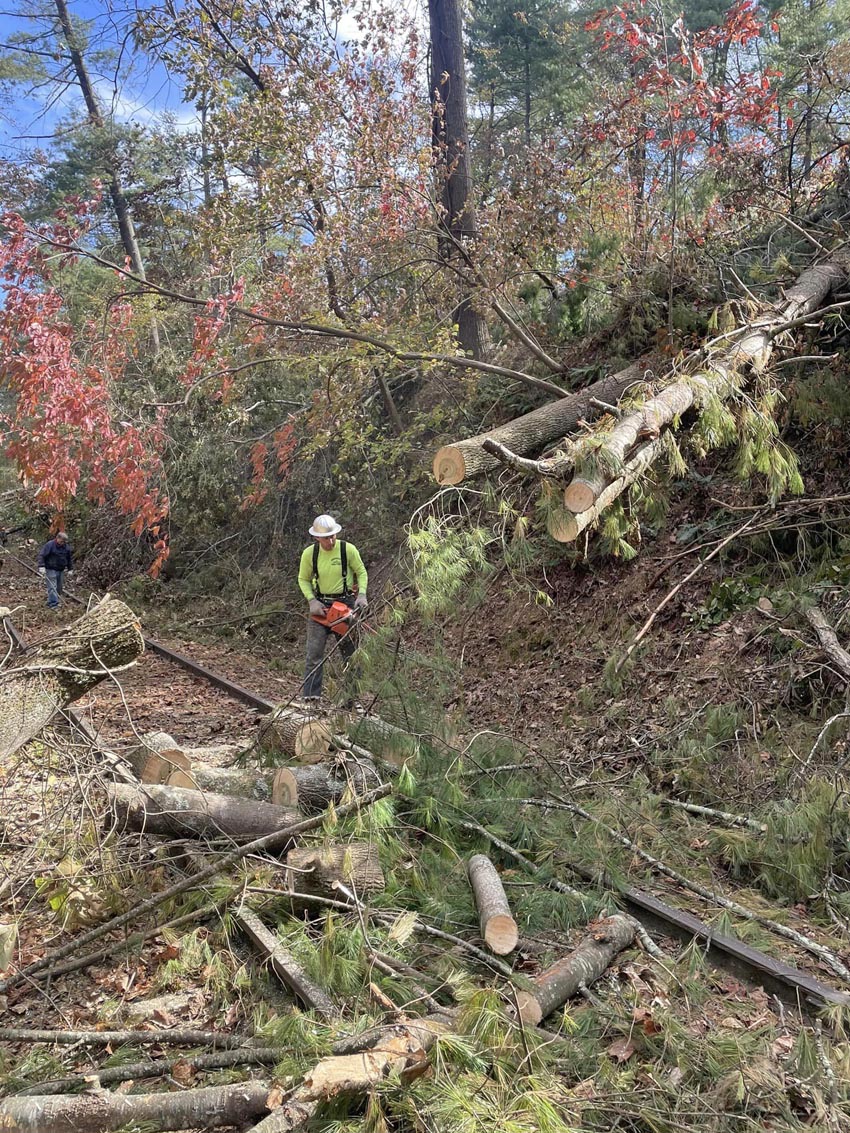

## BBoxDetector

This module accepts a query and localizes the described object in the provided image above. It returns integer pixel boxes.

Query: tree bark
[0,1081,273,1133]
[169,763,278,802]
[125,732,189,784]
[548,440,662,543]
[284,842,385,899]
[563,260,848,515]
[0,597,144,761]
[804,605,850,681]
[514,914,637,1024]
[428,0,491,361]
[272,755,381,812]
[235,906,339,1019]
[0,1027,252,1048]
[259,710,333,763]
[343,711,419,766]
[467,854,518,955]
[247,1014,452,1133]
[433,364,643,484]
[107,782,300,841]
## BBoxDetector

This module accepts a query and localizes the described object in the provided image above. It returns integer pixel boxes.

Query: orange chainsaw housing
[311,600,353,636]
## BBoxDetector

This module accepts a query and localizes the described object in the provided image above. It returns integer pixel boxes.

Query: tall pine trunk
[428,0,491,361]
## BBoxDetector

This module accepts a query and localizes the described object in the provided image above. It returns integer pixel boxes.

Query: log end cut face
[484,914,519,956]
[432,446,465,485]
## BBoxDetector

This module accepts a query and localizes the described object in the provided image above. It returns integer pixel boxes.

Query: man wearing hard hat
[298,515,369,700]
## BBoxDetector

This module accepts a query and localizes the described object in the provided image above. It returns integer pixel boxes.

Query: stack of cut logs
[432,258,849,545]
[0,603,643,1133]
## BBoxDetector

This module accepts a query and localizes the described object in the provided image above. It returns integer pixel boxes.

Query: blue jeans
[44,568,64,608]
[303,610,357,698]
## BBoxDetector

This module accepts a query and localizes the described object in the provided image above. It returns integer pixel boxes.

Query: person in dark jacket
[37,531,73,608]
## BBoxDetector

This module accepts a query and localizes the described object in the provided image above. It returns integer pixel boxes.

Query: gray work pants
[303,617,357,698]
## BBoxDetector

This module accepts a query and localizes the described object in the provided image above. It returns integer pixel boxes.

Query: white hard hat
[309,514,342,538]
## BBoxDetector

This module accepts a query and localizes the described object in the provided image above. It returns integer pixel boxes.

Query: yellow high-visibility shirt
[298,541,368,601]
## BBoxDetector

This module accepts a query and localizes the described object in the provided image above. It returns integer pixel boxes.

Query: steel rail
[3,549,849,1012]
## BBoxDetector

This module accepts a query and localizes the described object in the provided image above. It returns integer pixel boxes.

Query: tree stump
[0,597,144,761]
[272,755,381,812]
[514,914,636,1024]
[284,842,385,899]
[125,731,189,784]
[467,854,518,955]
[107,782,300,842]
[259,709,333,764]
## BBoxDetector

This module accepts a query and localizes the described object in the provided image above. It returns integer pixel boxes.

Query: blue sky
[0,0,197,161]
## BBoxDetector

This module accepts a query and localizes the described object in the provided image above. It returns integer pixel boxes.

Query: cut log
[248,1014,451,1133]
[235,906,338,1019]
[432,363,643,484]
[466,854,518,955]
[0,596,144,761]
[181,742,252,762]
[514,914,636,1024]
[343,712,418,765]
[125,731,189,784]
[0,1081,273,1133]
[562,259,848,517]
[284,842,385,899]
[168,764,278,802]
[259,709,333,764]
[272,755,381,812]
[548,440,662,542]
[107,782,300,842]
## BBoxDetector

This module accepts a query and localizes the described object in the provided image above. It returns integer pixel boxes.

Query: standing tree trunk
[0,598,144,761]
[428,0,491,361]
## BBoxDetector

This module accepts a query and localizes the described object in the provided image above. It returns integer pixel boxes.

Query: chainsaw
[311,600,357,636]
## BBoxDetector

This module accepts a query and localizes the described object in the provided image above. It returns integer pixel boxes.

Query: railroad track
[1,544,848,1014]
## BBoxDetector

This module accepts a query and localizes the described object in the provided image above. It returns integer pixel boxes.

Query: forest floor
[3,458,850,1130]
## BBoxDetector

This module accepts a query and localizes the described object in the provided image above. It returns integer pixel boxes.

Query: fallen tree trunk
[562,260,847,516]
[272,755,381,811]
[432,363,644,484]
[259,709,333,763]
[0,1027,252,1048]
[107,782,300,841]
[168,763,278,802]
[514,914,636,1024]
[284,842,385,899]
[125,731,189,784]
[467,854,518,955]
[0,597,144,760]
[235,906,338,1019]
[0,1080,273,1133]
[248,1013,452,1133]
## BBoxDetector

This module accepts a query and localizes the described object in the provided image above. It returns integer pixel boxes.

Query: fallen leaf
[633,1006,662,1035]
[607,1037,636,1063]
[171,1060,194,1086]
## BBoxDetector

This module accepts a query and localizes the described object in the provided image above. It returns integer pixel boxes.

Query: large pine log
[107,782,300,841]
[0,597,144,760]
[432,363,643,484]
[235,906,338,1019]
[344,712,419,765]
[514,914,636,1024]
[259,709,333,763]
[284,842,385,899]
[168,763,278,802]
[467,854,518,955]
[125,731,189,783]
[0,1081,273,1133]
[563,260,847,516]
[272,755,381,812]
